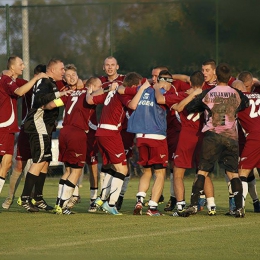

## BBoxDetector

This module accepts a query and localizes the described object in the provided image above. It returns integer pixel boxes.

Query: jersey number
[249,99,260,118]
[104,90,116,106]
[187,112,200,122]
[67,96,78,114]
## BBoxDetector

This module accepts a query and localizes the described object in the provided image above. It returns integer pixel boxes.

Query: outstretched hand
[61,89,73,97]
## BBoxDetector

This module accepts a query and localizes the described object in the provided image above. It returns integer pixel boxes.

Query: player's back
[238,92,260,134]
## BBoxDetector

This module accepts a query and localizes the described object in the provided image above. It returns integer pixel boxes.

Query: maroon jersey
[166,85,181,132]
[164,91,202,131]
[61,87,95,131]
[173,79,190,92]
[238,92,260,169]
[56,80,68,91]
[203,77,235,90]
[99,74,125,89]
[0,75,20,133]
[238,92,260,134]
[93,90,132,136]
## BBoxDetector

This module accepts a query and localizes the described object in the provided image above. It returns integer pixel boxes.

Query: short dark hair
[190,71,204,87]
[238,71,253,84]
[123,72,143,87]
[216,63,231,84]
[158,70,172,78]
[33,64,46,75]
[202,59,216,69]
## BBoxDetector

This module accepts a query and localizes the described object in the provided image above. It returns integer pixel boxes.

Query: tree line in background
[0,0,259,80]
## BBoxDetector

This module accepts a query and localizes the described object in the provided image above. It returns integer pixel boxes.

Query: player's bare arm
[14,72,48,96]
[127,79,150,110]
[174,88,202,112]
[154,82,166,104]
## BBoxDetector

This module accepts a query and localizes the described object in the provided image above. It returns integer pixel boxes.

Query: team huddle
[0,56,260,218]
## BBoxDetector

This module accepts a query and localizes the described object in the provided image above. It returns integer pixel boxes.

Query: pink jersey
[93,90,132,136]
[238,92,260,134]
[0,75,20,133]
[61,88,95,131]
[202,85,242,140]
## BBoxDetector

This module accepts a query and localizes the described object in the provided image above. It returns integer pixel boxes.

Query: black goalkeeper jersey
[24,77,60,135]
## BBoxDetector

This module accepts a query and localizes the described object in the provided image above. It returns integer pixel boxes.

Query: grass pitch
[0,175,260,260]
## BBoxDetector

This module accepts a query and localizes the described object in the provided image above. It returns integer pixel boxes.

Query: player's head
[238,71,253,92]
[33,64,46,76]
[151,66,168,84]
[232,80,246,92]
[201,59,216,83]
[64,64,79,88]
[216,63,231,84]
[123,72,143,88]
[190,70,204,88]
[46,58,65,81]
[85,76,102,92]
[7,55,25,77]
[157,70,173,91]
[103,56,119,78]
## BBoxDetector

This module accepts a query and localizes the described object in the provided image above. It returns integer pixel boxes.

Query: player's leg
[238,168,251,208]
[86,129,100,211]
[32,162,53,211]
[56,167,83,214]
[134,166,152,215]
[227,171,244,217]
[204,175,216,215]
[0,133,16,194]
[173,166,186,213]
[19,161,47,212]
[116,130,135,210]
[247,170,260,212]
[146,139,168,216]
[147,166,166,216]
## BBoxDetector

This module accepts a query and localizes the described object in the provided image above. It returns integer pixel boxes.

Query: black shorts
[198,131,239,173]
[29,133,52,163]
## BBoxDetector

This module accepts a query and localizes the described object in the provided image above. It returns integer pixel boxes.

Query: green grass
[0,175,260,260]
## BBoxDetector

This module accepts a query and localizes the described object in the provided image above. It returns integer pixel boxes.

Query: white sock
[100,173,113,200]
[60,184,75,208]
[248,179,258,201]
[99,171,106,191]
[241,181,248,208]
[0,177,6,193]
[206,197,216,210]
[136,192,146,203]
[148,200,158,209]
[176,200,185,211]
[57,183,64,199]
[90,188,98,200]
[108,177,124,205]
[72,185,79,196]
